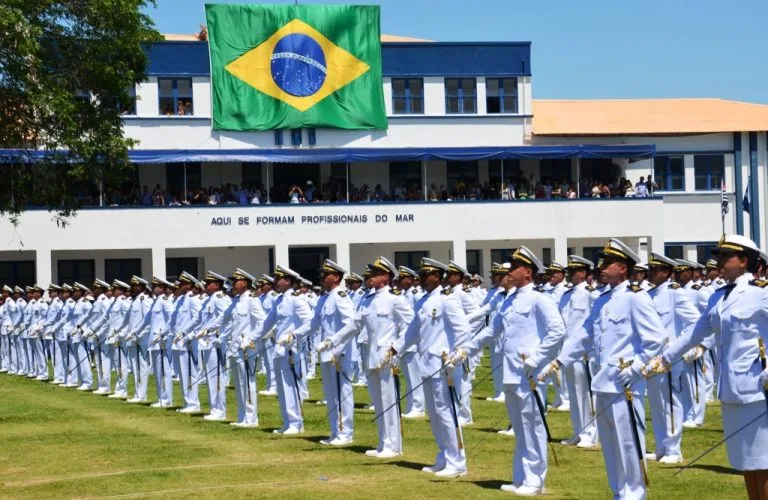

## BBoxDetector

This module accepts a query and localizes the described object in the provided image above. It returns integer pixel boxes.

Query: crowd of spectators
[92,175,658,207]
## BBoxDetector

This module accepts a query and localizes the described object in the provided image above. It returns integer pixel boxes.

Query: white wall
[123,116,527,150]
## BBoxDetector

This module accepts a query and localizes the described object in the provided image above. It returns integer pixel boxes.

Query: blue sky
[146,0,768,103]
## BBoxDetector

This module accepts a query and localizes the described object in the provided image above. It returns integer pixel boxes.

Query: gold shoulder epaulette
[669,282,681,289]
[338,290,347,297]
[692,284,702,290]
[750,279,768,288]
[585,285,595,292]
[390,288,402,296]
[292,291,301,296]
[442,288,453,295]
[630,284,644,293]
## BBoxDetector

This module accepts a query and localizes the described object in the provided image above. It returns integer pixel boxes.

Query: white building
[1,35,767,286]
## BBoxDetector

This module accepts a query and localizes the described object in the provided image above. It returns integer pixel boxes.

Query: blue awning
[0,144,655,164]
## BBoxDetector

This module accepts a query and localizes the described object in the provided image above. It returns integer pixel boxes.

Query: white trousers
[368,366,401,452]
[681,360,706,425]
[54,339,68,382]
[28,337,46,377]
[69,341,93,387]
[113,343,130,395]
[595,392,647,500]
[231,351,258,424]
[647,372,682,457]
[0,335,9,370]
[11,336,26,374]
[128,345,149,400]
[259,338,277,391]
[506,384,548,489]
[565,360,598,444]
[399,351,425,413]
[274,352,304,431]
[94,342,113,391]
[551,369,569,408]
[490,347,504,398]
[201,348,226,417]
[173,349,200,409]
[423,375,466,472]
[151,348,173,405]
[321,361,354,440]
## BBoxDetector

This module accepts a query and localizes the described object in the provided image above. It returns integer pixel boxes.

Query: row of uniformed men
[2,236,767,498]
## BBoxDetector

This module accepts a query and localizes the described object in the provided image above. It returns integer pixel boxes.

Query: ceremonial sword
[288,349,304,418]
[522,354,558,467]
[620,358,649,486]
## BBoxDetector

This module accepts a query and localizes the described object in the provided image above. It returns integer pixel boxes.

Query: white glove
[316,339,333,353]
[642,355,668,377]
[759,368,768,391]
[683,345,705,363]
[448,348,468,367]
[240,340,253,351]
[537,360,561,382]
[617,360,643,387]
[278,333,295,346]
[523,356,539,379]
[377,347,396,369]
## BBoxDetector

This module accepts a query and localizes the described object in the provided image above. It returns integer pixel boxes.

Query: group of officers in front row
[1,234,768,499]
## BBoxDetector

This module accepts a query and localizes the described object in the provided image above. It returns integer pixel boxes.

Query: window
[166,257,198,282]
[389,161,422,198]
[166,162,201,202]
[539,159,572,184]
[491,249,515,264]
[583,247,603,266]
[291,129,302,146]
[242,162,262,187]
[654,156,684,191]
[57,259,95,285]
[445,78,476,114]
[694,155,724,191]
[158,78,193,115]
[542,248,552,267]
[0,261,35,287]
[447,161,479,191]
[395,251,429,270]
[488,159,522,185]
[486,78,518,114]
[665,245,684,260]
[466,250,481,276]
[696,244,716,263]
[117,86,137,115]
[105,259,141,283]
[392,78,424,114]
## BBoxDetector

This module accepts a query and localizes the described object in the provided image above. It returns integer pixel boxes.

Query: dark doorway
[289,246,330,286]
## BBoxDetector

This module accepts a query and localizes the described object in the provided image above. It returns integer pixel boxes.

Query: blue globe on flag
[270,34,327,97]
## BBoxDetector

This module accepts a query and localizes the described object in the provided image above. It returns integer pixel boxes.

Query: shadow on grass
[670,464,741,476]
[474,427,508,434]
[466,479,507,490]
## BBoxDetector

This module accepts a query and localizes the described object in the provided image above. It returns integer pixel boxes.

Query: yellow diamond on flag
[225,19,371,113]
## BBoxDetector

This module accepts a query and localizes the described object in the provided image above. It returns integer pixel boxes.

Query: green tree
[0,0,160,225]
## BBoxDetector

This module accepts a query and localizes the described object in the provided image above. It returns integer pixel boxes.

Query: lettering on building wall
[210,213,415,227]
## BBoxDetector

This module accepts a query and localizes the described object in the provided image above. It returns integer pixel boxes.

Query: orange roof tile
[533,98,768,136]
[162,33,430,42]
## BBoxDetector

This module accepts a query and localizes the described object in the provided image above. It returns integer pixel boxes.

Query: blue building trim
[749,132,760,244]
[0,144,655,164]
[734,132,744,235]
[144,41,532,78]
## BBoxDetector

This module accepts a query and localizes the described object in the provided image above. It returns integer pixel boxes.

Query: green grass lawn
[0,355,745,499]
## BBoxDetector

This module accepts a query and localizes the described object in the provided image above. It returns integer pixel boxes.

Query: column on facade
[335,242,351,274]
[274,243,289,267]
[451,239,467,268]
[481,246,492,281]
[553,236,568,267]
[36,248,52,287]
[151,247,166,280]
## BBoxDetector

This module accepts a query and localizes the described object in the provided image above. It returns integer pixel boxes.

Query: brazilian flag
[205,4,387,131]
